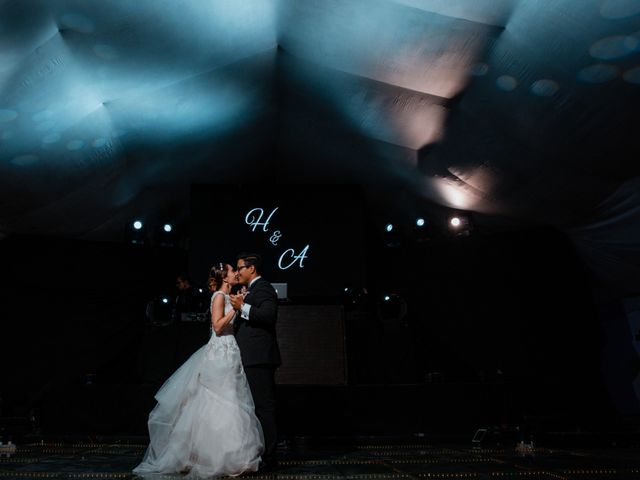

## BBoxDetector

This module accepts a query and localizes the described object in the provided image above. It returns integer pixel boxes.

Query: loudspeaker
[275,305,346,385]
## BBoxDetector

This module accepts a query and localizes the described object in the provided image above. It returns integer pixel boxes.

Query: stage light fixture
[146,294,174,326]
[125,219,147,245]
[377,293,408,323]
[156,221,179,248]
[383,222,402,247]
[448,213,472,237]
[412,217,432,243]
[342,287,369,307]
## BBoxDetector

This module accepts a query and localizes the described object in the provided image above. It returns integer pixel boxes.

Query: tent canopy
[1,0,639,293]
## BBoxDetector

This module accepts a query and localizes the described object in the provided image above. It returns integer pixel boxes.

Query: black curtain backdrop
[189,184,366,298]
[0,235,187,433]
[0,222,618,436]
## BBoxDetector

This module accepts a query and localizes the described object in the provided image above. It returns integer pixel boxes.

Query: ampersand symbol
[270,230,282,246]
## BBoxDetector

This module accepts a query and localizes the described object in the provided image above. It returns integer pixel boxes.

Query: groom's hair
[237,252,262,274]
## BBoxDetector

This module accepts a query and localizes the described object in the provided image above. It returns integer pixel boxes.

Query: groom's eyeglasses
[236,265,251,271]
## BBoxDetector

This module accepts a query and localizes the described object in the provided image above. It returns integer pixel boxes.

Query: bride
[134,264,264,478]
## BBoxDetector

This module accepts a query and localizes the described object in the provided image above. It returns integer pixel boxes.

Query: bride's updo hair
[209,263,231,290]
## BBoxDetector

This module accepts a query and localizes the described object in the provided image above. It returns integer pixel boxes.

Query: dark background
[189,184,366,298]
[0,189,619,439]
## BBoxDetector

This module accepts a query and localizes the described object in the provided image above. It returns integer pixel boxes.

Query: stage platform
[1,434,639,479]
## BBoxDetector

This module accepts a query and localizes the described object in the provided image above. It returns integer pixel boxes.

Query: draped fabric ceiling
[1,0,639,294]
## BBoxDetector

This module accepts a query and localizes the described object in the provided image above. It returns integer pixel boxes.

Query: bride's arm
[212,294,236,335]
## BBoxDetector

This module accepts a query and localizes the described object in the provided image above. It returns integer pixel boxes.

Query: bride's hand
[229,294,243,311]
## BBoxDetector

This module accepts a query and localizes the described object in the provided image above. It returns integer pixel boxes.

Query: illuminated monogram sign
[244,207,310,270]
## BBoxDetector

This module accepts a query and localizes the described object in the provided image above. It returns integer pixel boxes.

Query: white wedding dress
[134,291,264,478]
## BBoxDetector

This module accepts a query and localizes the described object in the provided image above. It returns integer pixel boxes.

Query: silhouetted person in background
[173,273,209,366]
[174,273,202,320]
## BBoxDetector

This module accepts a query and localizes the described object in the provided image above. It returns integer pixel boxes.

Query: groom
[230,253,281,471]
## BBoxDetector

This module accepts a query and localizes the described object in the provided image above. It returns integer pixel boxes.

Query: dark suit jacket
[234,278,281,367]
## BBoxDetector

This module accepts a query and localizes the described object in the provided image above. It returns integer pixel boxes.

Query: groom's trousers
[244,365,278,461]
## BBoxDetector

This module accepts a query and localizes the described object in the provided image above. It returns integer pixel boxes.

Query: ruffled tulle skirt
[134,334,264,479]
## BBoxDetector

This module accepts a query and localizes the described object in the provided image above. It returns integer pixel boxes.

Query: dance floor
[1,435,639,479]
